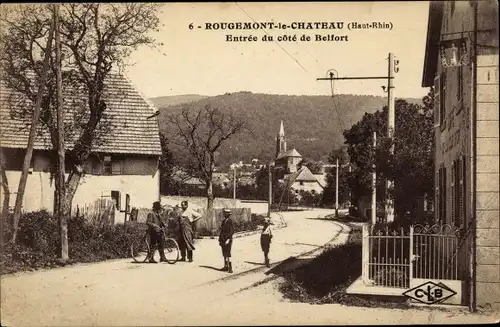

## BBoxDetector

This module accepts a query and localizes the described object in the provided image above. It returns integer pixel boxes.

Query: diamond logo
[402,281,457,305]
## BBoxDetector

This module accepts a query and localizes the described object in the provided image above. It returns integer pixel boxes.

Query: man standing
[146,201,167,263]
[178,201,202,262]
[219,208,234,273]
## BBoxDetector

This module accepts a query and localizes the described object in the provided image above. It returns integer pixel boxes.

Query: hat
[153,201,162,210]
[222,208,231,214]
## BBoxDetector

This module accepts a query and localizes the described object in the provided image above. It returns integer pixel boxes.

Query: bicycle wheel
[163,237,180,264]
[130,235,150,263]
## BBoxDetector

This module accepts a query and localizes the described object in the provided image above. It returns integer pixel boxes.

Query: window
[111,190,121,210]
[437,166,447,224]
[103,156,112,175]
[125,194,131,213]
[111,159,123,175]
[434,75,441,128]
[299,181,304,186]
[457,66,464,113]
[440,71,447,128]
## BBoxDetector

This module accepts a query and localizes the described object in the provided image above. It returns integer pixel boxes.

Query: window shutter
[451,161,455,225]
[111,159,123,175]
[434,75,441,128]
[440,72,447,126]
[435,171,440,223]
[460,156,465,227]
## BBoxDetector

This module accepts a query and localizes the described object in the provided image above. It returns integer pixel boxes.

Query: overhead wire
[234,2,308,73]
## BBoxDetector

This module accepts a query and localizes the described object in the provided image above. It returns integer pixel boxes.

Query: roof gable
[422,1,444,87]
[0,73,162,156]
[276,148,302,160]
[285,166,322,188]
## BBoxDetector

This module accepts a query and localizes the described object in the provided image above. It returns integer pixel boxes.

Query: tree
[164,105,246,214]
[0,4,163,247]
[297,158,323,174]
[342,90,434,219]
[158,133,185,196]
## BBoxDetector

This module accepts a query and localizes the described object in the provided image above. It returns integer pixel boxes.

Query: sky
[125,2,431,99]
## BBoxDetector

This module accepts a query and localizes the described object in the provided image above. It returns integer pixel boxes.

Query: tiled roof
[285,166,322,188]
[276,148,302,160]
[0,73,162,156]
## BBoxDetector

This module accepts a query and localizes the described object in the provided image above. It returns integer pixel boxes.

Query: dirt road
[1,209,345,326]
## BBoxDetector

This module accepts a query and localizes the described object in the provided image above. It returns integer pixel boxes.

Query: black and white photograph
[0,1,499,325]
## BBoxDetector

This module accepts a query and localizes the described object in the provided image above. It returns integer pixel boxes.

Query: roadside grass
[277,223,410,309]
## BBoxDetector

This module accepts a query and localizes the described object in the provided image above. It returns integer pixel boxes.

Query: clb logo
[403,281,457,305]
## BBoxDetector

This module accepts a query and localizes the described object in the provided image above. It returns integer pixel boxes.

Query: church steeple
[279,120,285,137]
[276,120,287,158]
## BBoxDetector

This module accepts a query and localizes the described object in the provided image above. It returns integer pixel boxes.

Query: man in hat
[146,201,168,263]
[219,208,234,273]
[177,201,202,262]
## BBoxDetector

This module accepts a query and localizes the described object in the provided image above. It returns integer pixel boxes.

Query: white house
[285,166,324,196]
[0,73,162,224]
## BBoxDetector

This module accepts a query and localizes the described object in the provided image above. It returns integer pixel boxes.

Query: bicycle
[130,227,180,264]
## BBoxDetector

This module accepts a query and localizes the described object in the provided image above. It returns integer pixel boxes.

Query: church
[273,121,325,197]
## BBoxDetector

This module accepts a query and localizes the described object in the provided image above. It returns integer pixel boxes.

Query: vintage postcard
[0,1,499,326]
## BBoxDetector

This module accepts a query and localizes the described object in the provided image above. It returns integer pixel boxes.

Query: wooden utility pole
[232,167,236,202]
[267,162,272,217]
[335,157,339,217]
[11,16,56,244]
[54,4,68,261]
[385,53,397,223]
[371,131,377,225]
[316,52,399,223]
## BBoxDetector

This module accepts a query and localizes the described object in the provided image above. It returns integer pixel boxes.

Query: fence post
[362,224,370,284]
[409,225,414,285]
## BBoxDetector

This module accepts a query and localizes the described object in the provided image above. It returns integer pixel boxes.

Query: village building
[0,74,162,224]
[422,0,499,309]
[285,166,324,198]
[272,120,326,196]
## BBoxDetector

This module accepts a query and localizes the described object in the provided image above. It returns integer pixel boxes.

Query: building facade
[0,74,162,224]
[422,0,499,309]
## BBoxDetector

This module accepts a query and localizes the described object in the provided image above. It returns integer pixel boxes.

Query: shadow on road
[264,257,315,277]
[199,265,225,272]
[244,261,265,266]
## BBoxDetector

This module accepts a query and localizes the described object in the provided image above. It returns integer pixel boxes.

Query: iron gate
[363,223,470,304]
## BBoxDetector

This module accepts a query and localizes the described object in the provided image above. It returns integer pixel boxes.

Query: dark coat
[178,215,196,251]
[147,211,165,234]
[218,217,234,246]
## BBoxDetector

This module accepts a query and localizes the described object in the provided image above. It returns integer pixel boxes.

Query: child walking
[260,217,273,267]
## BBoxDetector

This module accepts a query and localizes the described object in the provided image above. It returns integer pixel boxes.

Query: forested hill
[152,92,421,169]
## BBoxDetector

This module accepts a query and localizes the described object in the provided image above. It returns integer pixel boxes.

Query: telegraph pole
[335,157,339,217]
[372,131,377,225]
[54,4,68,261]
[232,166,236,207]
[316,52,399,223]
[385,52,397,223]
[267,162,272,217]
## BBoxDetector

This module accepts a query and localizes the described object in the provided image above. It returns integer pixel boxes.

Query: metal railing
[362,223,464,289]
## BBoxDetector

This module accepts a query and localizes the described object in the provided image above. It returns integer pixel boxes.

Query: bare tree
[165,105,246,215]
[0,4,163,247]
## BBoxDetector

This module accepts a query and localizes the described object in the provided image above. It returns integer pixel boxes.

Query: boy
[219,208,234,273]
[260,217,273,267]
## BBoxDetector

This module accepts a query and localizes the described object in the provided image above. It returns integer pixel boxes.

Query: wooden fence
[197,207,251,235]
[74,198,116,227]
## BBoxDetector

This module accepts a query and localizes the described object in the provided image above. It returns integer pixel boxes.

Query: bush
[1,211,144,275]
